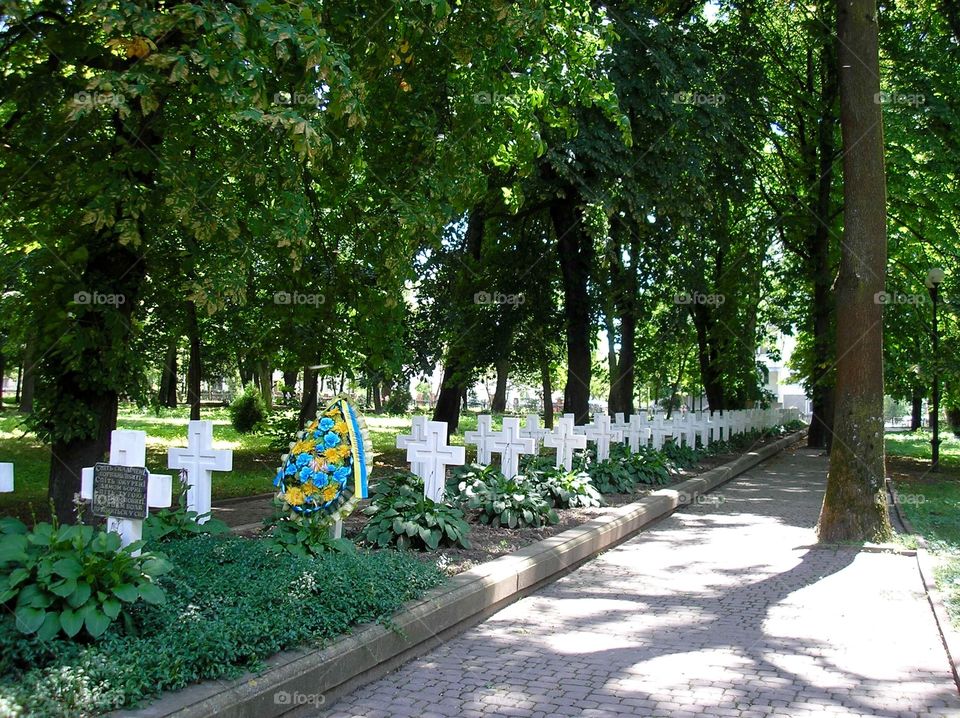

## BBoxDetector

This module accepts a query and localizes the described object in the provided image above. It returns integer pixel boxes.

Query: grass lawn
[887,430,960,628]
[0,406,495,520]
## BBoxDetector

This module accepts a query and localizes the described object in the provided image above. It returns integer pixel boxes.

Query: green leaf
[37,611,61,641]
[423,529,440,550]
[102,597,122,619]
[49,578,77,598]
[84,607,111,638]
[68,581,92,607]
[112,583,140,602]
[14,605,46,634]
[138,582,166,605]
[0,535,29,563]
[17,583,52,609]
[60,607,84,638]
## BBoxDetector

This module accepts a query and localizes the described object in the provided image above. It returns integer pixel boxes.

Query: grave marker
[168,420,232,523]
[81,430,172,554]
[544,417,587,472]
[583,413,622,461]
[464,414,496,465]
[0,463,13,492]
[405,421,465,502]
[490,417,535,479]
[519,414,551,452]
[396,416,428,477]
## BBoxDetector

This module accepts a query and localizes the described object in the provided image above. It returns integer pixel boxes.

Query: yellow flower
[321,483,340,501]
[291,439,316,455]
[284,486,305,506]
[333,419,349,436]
[336,444,351,460]
[324,407,340,418]
[323,448,341,463]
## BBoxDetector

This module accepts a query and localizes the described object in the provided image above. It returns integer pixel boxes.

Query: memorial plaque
[92,463,149,519]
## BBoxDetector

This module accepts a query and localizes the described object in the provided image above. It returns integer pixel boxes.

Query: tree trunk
[299,366,318,427]
[282,368,298,403]
[433,363,466,434]
[19,338,35,413]
[0,341,5,408]
[257,361,273,411]
[491,358,509,413]
[158,339,178,408]
[551,189,593,423]
[910,385,923,431]
[818,0,890,542]
[186,302,202,420]
[541,357,554,428]
[372,381,383,413]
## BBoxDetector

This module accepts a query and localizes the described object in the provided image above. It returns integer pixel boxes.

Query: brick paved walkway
[319,446,960,718]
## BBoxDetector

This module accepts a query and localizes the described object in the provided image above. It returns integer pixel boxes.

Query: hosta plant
[0,518,170,640]
[525,466,603,508]
[460,473,558,528]
[359,485,471,550]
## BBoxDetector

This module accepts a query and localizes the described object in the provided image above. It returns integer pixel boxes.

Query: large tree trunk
[258,361,273,411]
[541,357,554,428]
[609,233,638,416]
[372,381,383,413]
[19,338,35,413]
[491,358,509,413]
[282,368,298,403]
[910,385,923,431]
[433,206,486,433]
[551,189,593,423]
[185,302,202,421]
[158,339,178,408]
[818,0,890,542]
[0,339,6,408]
[299,366,319,427]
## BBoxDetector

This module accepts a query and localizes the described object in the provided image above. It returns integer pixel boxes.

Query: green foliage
[586,445,673,493]
[0,519,171,641]
[0,536,444,715]
[660,440,702,469]
[383,388,411,415]
[359,485,471,551]
[228,384,267,434]
[264,515,355,558]
[524,467,603,509]
[143,477,230,544]
[459,472,558,529]
[586,458,638,494]
[265,408,301,452]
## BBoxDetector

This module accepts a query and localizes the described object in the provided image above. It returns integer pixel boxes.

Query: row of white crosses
[80,421,233,554]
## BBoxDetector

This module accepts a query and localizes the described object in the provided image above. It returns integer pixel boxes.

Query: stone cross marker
[464,414,496,465]
[405,420,465,502]
[167,420,232,524]
[583,413,622,461]
[0,463,12,492]
[622,415,649,453]
[544,417,587,472]
[519,414,550,452]
[490,417,535,479]
[81,430,172,555]
[396,416,428,477]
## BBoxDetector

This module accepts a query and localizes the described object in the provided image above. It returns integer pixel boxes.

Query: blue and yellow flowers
[273,397,372,520]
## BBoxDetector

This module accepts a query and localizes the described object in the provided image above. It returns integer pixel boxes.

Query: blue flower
[319,417,335,431]
[284,463,297,476]
[333,466,351,483]
[299,466,313,481]
[323,432,341,448]
[296,453,312,467]
[313,430,323,440]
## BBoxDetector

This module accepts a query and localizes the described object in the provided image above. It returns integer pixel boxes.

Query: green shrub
[524,467,602,508]
[0,536,444,716]
[265,407,301,452]
[660,440,702,468]
[228,384,267,434]
[0,518,171,641]
[265,514,355,557]
[587,458,637,493]
[359,485,471,550]
[143,476,230,544]
[383,388,411,414]
[460,472,558,528]
[623,447,673,486]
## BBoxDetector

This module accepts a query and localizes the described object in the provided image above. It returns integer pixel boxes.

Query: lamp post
[926,268,946,471]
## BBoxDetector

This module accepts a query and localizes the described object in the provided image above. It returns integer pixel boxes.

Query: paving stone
[317,447,960,718]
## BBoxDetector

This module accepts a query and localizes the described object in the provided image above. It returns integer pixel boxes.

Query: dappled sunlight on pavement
[319,447,960,718]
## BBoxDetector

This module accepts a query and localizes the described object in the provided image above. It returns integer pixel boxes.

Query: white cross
[406,421,465,502]
[0,463,12,492]
[612,412,628,432]
[464,414,496,465]
[396,416,428,477]
[167,420,232,523]
[583,413,622,461]
[81,430,172,555]
[519,414,551,452]
[622,415,650,453]
[489,417,535,479]
[543,417,587,472]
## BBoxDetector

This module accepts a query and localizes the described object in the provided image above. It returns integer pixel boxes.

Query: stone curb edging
[887,479,960,694]
[119,429,807,718]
